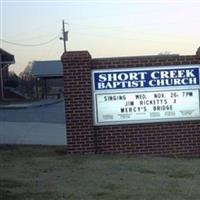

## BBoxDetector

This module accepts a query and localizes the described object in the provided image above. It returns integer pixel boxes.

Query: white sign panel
[95,90,200,124]
[92,65,200,125]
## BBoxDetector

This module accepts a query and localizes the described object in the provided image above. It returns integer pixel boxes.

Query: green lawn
[0,145,200,200]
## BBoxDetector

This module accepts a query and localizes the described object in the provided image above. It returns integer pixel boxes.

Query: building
[31,60,64,99]
[0,48,15,99]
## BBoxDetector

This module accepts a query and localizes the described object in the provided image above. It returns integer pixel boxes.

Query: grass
[0,145,200,200]
[0,179,23,188]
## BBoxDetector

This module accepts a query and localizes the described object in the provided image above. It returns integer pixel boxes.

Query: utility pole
[60,20,68,52]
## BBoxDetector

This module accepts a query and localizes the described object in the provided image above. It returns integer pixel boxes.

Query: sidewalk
[0,99,64,109]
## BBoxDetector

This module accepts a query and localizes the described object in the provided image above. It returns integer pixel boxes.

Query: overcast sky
[1,0,200,74]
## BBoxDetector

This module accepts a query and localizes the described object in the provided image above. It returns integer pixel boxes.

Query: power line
[7,32,62,43]
[0,33,60,47]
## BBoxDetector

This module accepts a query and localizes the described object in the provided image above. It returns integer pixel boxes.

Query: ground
[0,101,66,145]
[0,145,200,200]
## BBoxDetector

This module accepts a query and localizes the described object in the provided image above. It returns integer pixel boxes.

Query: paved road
[0,102,66,145]
[0,102,65,124]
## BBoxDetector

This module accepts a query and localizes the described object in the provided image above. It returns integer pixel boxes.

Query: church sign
[92,65,200,125]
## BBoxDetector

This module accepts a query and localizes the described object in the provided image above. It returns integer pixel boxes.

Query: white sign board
[95,90,200,124]
[92,65,200,125]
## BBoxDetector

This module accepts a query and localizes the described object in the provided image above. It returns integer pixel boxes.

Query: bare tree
[5,71,19,88]
[19,62,35,99]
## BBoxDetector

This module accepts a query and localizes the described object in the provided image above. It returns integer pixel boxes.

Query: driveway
[0,101,66,145]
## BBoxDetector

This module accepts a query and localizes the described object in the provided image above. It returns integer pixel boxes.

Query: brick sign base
[61,51,200,156]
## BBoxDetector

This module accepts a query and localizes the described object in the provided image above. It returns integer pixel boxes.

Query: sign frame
[92,65,200,126]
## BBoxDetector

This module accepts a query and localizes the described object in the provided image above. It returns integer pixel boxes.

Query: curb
[0,99,64,110]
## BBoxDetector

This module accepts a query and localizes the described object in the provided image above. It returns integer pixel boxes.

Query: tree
[5,71,19,88]
[19,62,35,98]
[158,51,171,56]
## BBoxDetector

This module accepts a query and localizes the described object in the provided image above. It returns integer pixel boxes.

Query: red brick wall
[62,51,200,156]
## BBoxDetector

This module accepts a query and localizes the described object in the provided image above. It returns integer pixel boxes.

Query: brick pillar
[61,51,95,154]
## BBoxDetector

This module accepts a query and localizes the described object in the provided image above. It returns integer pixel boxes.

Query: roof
[31,60,63,78]
[0,48,15,64]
